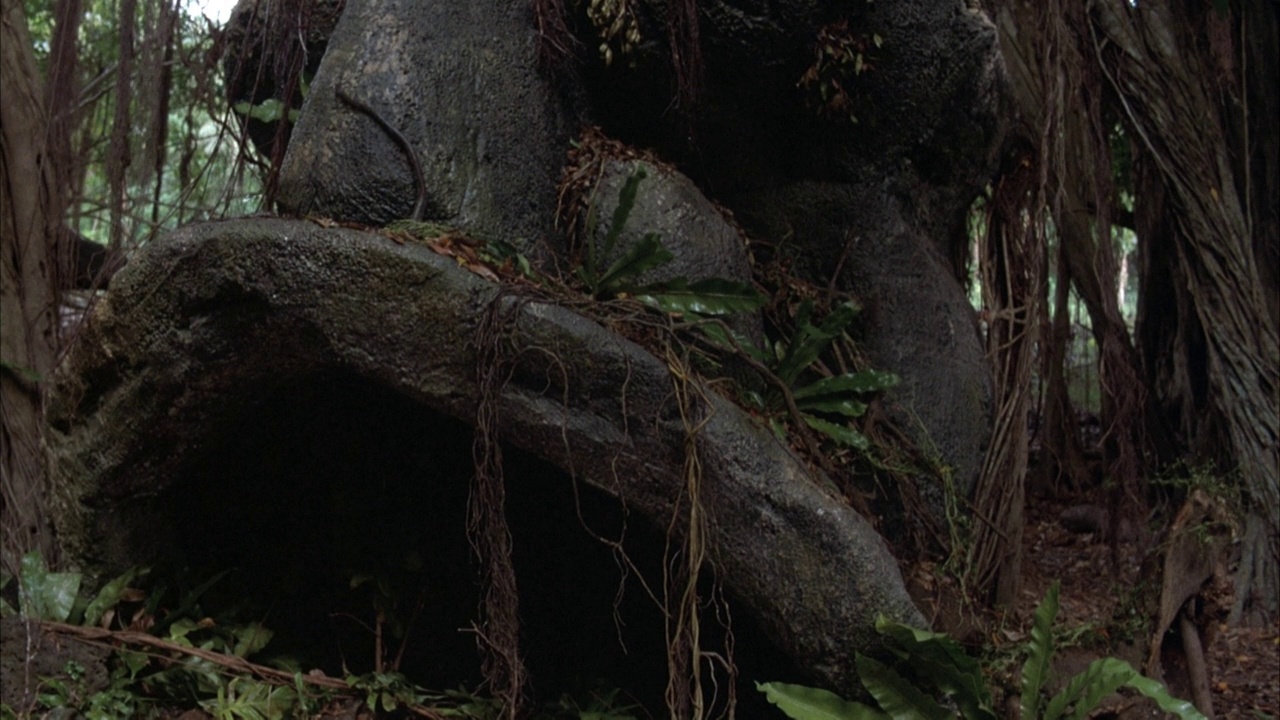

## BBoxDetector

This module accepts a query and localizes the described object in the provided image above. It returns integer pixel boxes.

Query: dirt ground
[3,487,1275,719]
[1010,498,1278,720]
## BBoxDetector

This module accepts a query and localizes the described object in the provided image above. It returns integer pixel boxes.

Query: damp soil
[912,494,1279,720]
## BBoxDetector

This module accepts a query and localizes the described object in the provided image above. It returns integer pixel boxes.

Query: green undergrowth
[0,553,642,719]
[386,163,903,469]
[758,582,1205,720]
[569,167,900,457]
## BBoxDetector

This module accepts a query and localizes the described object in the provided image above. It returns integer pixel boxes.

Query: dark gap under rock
[155,369,794,713]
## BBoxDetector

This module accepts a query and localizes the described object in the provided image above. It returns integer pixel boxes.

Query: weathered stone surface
[276,0,576,257]
[586,157,763,353]
[731,180,992,502]
[593,0,1005,212]
[49,219,922,696]
[578,0,1005,498]
[589,158,752,289]
[250,0,1004,504]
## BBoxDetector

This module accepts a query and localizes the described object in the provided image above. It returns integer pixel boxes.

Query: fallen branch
[36,620,451,719]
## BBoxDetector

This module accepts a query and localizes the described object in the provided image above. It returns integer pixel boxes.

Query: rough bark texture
[967,150,1041,607]
[992,0,1278,623]
[1035,243,1089,497]
[1,0,64,576]
[989,0,1150,566]
[1094,1,1279,625]
[47,219,924,696]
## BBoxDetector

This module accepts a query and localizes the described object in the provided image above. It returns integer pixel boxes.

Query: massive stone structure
[47,0,1008,705]
[49,220,921,700]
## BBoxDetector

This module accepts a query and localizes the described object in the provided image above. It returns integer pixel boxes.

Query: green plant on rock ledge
[578,167,764,317]
[571,166,899,456]
[703,299,899,452]
[758,582,1205,720]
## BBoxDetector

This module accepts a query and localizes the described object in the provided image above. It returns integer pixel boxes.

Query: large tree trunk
[1,0,64,575]
[1036,241,1090,498]
[991,0,1279,624]
[989,0,1151,551]
[1095,1,1279,625]
[967,150,1041,607]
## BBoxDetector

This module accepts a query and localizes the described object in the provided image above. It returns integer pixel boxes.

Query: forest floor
[962,494,1280,719]
[5,497,1277,720]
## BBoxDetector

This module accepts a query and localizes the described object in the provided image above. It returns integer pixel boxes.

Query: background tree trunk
[1,0,65,575]
[1094,0,1280,626]
[1036,243,1090,498]
[967,148,1041,607]
[990,0,1150,558]
[989,0,1278,622]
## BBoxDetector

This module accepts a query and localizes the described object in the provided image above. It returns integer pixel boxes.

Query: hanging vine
[469,292,531,719]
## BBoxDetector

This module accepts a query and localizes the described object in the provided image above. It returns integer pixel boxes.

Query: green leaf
[698,322,769,362]
[769,416,789,441]
[1042,657,1129,720]
[796,395,867,417]
[1121,668,1207,720]
[18,551,81,622]
[602,168,647,261]
[775,302,860,386]
[803,415,869,450]
[815,301,861,335]
[793,371,900,399]
[633,277,766,316]
[84,566,144,627]
[233,97,289,123]
[757,681,887,720]
[1043,658,1205,720]
[855,654,951,720]
[874,616,995,720]
[774,302,819,385]
[1021,581,1060,720]
[232,621,274,658]
[265,685,298,720]
[791,372,883,416]
[168,617,200,644]
[119,649,149,678]
[596,234,673,294]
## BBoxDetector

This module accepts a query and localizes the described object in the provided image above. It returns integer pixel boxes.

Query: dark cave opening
[158,370,795,715]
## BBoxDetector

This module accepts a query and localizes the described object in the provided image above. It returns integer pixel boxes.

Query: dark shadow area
[164,371,482,688]
[158,370,795,714]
